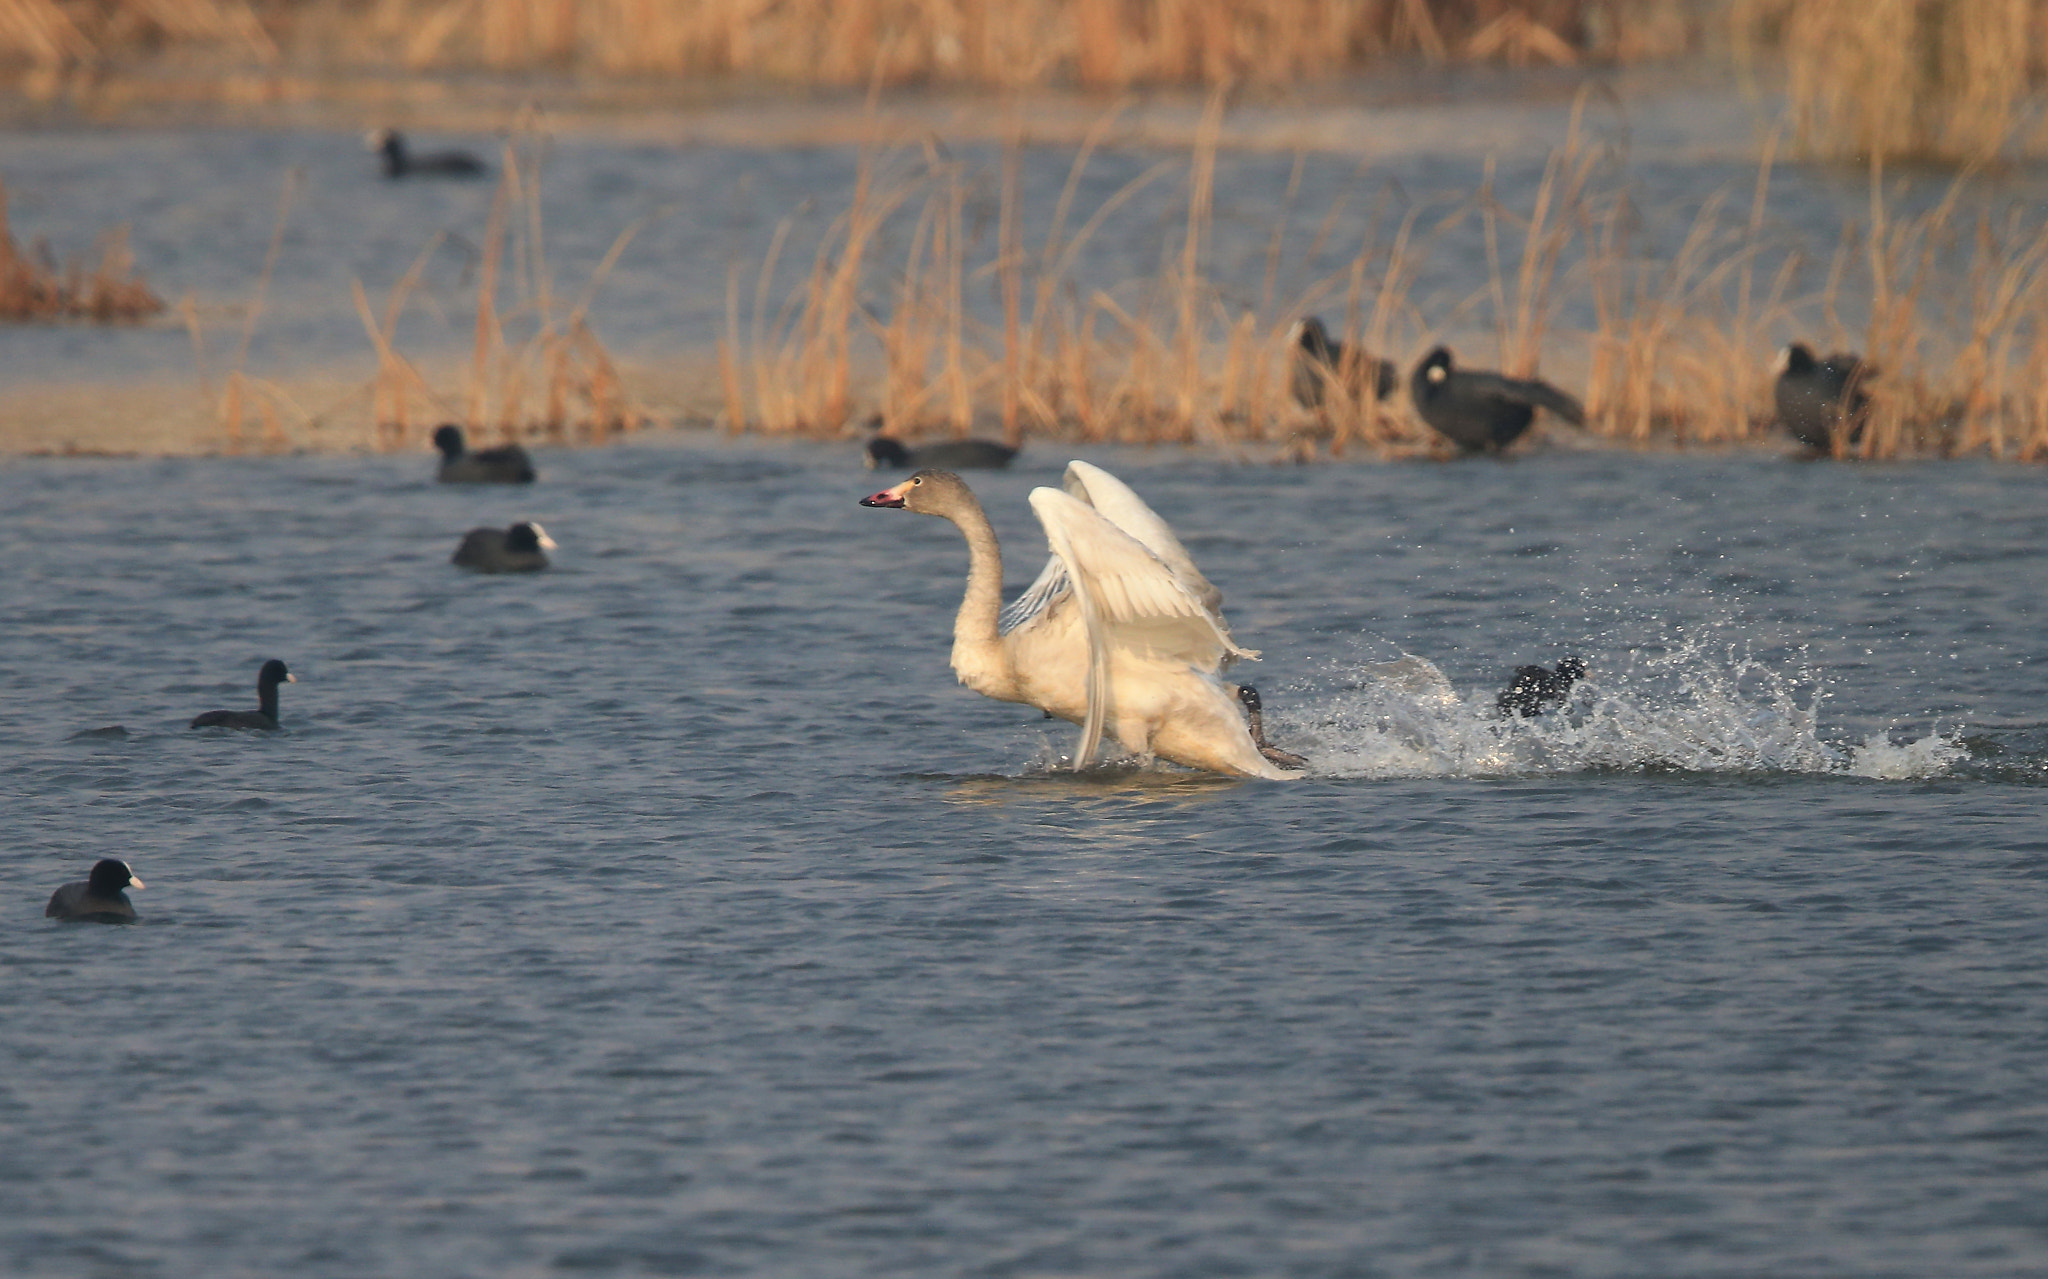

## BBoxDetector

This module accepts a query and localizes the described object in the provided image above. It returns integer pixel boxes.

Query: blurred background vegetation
[3,1,2047,164]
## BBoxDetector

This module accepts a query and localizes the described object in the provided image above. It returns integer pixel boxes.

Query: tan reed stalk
[467,150,514,435]
[998,124,1022,446]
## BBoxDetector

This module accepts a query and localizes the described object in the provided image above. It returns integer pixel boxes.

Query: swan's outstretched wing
[1029,487,1254,767]
[1062,460,1224,614]
[1001,460,1224,635]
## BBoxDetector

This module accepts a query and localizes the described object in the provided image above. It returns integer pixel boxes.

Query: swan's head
[860,468,969,515]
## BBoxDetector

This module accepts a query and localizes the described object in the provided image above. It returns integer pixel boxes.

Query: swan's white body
[862,461,1298,780]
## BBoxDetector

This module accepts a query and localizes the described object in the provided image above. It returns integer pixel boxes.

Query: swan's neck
[944,498,1015,698]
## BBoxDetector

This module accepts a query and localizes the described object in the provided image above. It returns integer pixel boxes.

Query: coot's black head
[367,127,402,156]
[865,436,911,469]
[1417,346,1456,384]
[506,522,558,553]
[258,659,295,689]
[1236,684,1264,713]
[1555,656,1588,684]
[432,424,466,458]
[87,858,142,895]
[1292,316,1333,357]
[1777,343,1818,376]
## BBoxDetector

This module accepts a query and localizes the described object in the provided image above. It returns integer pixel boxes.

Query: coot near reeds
[1497,657,1587,718]
[1288,317,1398,408]
[453,522,556,573]
[865,434,1018,471]
[1410,346,1584,453]
[190,659,294,731]
[433,425,536,484]
[1774,343,1872,454]
[368,129,488,180]
[46,859,144,922]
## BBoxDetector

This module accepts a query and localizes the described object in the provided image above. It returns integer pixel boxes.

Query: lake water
[3,435,2046,1276]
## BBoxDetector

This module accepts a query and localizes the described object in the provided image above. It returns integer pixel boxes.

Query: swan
[860,461,1303,780]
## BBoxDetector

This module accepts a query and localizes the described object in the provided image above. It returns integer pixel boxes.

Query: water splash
[1276,638,1961,781]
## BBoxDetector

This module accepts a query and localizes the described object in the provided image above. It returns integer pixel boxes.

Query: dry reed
[353,134,652,452]
[0,174,163,323]
[718,100,2048,463]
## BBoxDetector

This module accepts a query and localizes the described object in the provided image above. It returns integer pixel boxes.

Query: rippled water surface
[4,439,2048,1277]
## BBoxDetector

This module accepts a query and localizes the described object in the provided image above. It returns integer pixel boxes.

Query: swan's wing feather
[999,554,1068,635]
[1062,460,1225,614]
[1031,488,1254,765]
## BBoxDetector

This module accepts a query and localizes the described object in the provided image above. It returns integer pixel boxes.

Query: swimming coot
[1289,317,1398,409]
[1774,343,1872,454]
[433,424,535,484]
[368,128,488,180]
[46,858,144,922]
[453,522,556,573]
[1410,346,1584,453]
[1497,657,1587,718]
[865,434,1018,471]
[190,659,294,731]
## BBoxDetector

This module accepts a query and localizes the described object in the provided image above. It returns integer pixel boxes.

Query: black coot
[453,522,555,573]
[433,425,535,484]
[1497,657,1587,718]
[190,659,294,731]
[1774,343,1872,454]
[1289,317,1398,408]
[46,858,144,921]
[1410,346,1584,452]
[368,129,488,179]
[865,435,1018,470]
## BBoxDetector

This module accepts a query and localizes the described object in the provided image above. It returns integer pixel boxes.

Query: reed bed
[354,134,649,454]
[719,101,2048,462]
[0,175,162,322]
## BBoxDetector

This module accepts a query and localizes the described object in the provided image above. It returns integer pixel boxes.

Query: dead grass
[1736,0,2046,165]
[716,97,2048,462]
[0,173,163,322]
[351,134,652,454]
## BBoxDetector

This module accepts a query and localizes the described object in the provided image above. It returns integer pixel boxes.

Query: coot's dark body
[434,425,535,484]
[1774,343,1872,454]
[1410,347,1584,453]
[865,435,1018,471]
[46,859,144,922]
[191,659,294,731]
[1289,317,1398,408]
[453,522,555,573]
[1498,657,1588,718]
[370,129,488,180]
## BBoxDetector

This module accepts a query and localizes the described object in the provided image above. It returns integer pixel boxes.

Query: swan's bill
[860,477,918,508]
